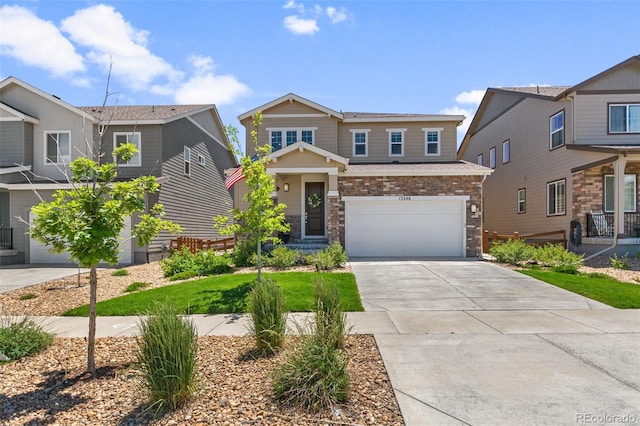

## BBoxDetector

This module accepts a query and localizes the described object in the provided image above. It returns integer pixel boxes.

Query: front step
[265,238,329,254]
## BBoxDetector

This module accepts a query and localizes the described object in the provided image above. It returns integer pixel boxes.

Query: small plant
[308,243,348,271]
[123,282,151,293]
[489,239,535,265]
[610,253,630,270]
[169,270,200,281]
[314,279,349,349]
[533,243,584,267]
[551,264,579,275]
[232,239,257,267]
[136,302,198,413]
[160,247,197,278]
[588,272,614,280]
[248,279,287,355]
[18,293,38,300]
[266,245,301,270]
[195,250,233,275]
[111,268,130,277]
[0,316,54,361]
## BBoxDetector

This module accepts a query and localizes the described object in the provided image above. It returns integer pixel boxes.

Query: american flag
[224,167,245,190]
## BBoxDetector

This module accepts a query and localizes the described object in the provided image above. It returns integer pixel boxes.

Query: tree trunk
[87,265,98,375]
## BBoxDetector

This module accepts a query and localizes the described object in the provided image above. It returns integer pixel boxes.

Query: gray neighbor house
[0,76,237,265]
[458,55,640,255]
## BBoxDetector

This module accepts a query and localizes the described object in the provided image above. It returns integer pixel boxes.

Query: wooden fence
[170,236,235,254]
[482,230,567,253]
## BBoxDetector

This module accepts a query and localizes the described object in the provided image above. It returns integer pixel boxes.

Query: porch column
[613,157,627,238]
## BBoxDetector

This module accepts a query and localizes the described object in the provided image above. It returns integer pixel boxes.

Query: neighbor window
[270,131,283,151]
[268,128,316,151]
[387,129,406,156]
[550,110,564,149]
[184,146,191,176]
[547,179,565,216]
[503,140,510,164]
[423,128,442,156]
[44,131,70,164]
[113,132,141,166]
[517,188,526,214]
[198,154,206,166]
[351,129,369,157]
[489,147,496,169]
[477,153,483,166]
[604,174,637,212]
[609,104,640,133]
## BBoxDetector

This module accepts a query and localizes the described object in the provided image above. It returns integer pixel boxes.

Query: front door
[305,182,325,236]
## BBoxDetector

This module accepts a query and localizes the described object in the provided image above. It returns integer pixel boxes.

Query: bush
[136,302,198,413]
[610,253,630,270]
[308,243,348,271]
[489,239,535,265]
[196,250,233,275]
[266,245,301,270]
[533,243,584,267]
[111,268,130,277]
[123,282,151,293]
[314,279,348,349]
[232,239,257,267]
[161,247,233,278]
[248,279,287,355]
[168,270,201,281]
[160,247,197,278]
[0,316,53,361]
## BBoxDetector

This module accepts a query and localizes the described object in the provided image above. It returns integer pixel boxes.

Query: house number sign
[398,196,412,201]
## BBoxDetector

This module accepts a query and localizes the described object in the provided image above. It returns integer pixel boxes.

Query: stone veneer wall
[334,175,485,257]
[284,214,302,241]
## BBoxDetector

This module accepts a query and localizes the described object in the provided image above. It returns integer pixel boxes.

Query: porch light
[283,183,290,192]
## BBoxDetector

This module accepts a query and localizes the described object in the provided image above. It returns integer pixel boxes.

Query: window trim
[477,153,483,166]
[604,174,637,213]
[549,110,565,150]
[198,154,206,166]
[113,131,141,167]
[517,188,526,214]
[350,129,370,157]
[423,128,442,157]
[502,140,510,164]
[184,146,191,176]
[43,130,71,165]
[546,178,566,217]
[489,147,496,169]
[387,128,406,157]
[608,103,640,134]
[267,127,317,151]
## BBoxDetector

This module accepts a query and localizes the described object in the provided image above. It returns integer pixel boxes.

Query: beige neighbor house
[234,94,492,258]
[0,77,237,265]
[458,56,640,255]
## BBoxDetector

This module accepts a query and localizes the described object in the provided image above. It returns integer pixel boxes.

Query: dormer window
[268,128,317,151]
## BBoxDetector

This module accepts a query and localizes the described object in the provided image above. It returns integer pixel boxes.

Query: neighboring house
[458,55,640,254]
[0,76,237,265]
[234,94,492,258]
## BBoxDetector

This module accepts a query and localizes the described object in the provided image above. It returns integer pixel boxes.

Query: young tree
[215,112,289,281]
[29,75,181,375]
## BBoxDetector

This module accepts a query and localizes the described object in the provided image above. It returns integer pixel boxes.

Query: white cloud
[0,5,85,77]
[326,6,347,24]
[283,0,305,14]
[283,15,319,35]
[61,4,183,91]
[455,89,485,106]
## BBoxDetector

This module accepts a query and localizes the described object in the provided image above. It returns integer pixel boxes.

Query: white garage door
[344,196,466,257]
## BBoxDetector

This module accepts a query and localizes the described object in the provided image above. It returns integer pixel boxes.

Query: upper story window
[609,104,640,133]
[184,146,191,176]
[550,110,564,150]
[547,178,565,216]
[198,154,206,166]
[477,153,483,166]
[604,174,637,212]
[423,128,442,156]
[351,129,370,157]
[489,147,496,169]
[387,128,406,157]
[113,132,141,166]
[517,188,526,214]
[503,140,510,164]
[268,128,317,151]
[44,131,70,165]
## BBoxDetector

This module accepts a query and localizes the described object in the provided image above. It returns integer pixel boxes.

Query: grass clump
[314,279,349,349]
[0,316,53,361]
[136,302,198,413]
[18,293,38,300]
[266,245,302,270]
[248,279,287,355]
[111,268,130,277]
[123,282,151,293]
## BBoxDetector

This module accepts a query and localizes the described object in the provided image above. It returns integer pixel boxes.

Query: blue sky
[1,1,638,148]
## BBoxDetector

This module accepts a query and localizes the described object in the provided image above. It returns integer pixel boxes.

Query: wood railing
[482,229,566,253]
[170,236,235,254]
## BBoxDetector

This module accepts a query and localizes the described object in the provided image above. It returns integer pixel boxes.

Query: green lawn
[63,272,363,316]
[519,269,640,309]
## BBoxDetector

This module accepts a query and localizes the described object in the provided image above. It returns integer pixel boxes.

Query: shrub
[111,268,130,277]
[266,245,301,270]
[161,248,233,278]
[489,239,535,265]
[136,302,198,413]
[248,279,287,355]
[610,253,630,270]
[314,279,349,349]
[196,251,233,275]
[0,316,53,361]
[123,282,151,293]
[18,293,38,300]
[168,270,201,281]
[232,239,257,267]
[272,337,350,411]
[160,247,197,278]
[308,243,348,271]
[533,243,584,267]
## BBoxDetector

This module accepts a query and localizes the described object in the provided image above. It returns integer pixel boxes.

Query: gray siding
[98,124,164,178]
[475,91,526,130]
[578,65,640,92]
[574,93,640,144]
[0,122,29,167]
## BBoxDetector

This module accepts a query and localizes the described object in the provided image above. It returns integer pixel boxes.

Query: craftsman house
[458,56,640,254]
[234,94,492,257]
[0,76,236,265]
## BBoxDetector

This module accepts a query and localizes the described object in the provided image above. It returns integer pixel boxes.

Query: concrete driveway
[0,264,89,294]
[350,259,640,426]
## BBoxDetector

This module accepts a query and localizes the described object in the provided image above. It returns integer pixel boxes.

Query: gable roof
[496,86,570,98]
[0,101,39,124]
[78,104,216,124]
[238,93,342,121]
[268,141,349,166]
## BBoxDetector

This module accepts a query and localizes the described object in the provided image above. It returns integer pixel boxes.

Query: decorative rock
[0,352,9,362]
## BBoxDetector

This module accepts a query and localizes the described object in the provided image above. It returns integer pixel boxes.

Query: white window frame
[489,147,496,169]
[609,104,640,134]
[604,174,637,213]
[550,110,564,150]
[198,154,206,166]
[44,130,71,165]
[477,154,483,166]
[387,128,406,157]
[546,179,566,216]
[502,140,510,164]
[350,129,370,157]
[113,132,141,167]
[423,128,442,156]
[517,188,526,214]
[267,127,317,151]
[184,146,191,176]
